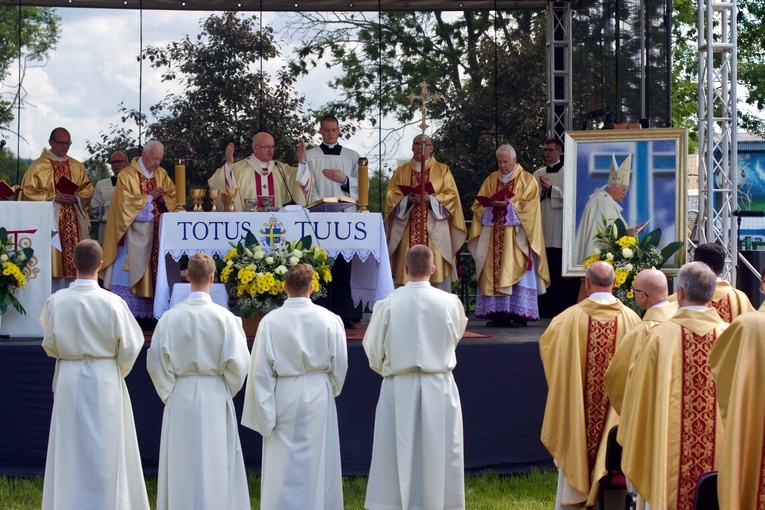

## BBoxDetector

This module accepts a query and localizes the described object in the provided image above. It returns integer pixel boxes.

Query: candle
[358,157,369,212]
[174,161,186,212]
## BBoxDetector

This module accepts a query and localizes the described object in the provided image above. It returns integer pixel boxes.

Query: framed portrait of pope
[562,128,689,276]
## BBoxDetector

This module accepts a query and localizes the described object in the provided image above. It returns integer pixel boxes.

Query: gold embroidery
[138,174,161,286]
[710,295,733,323]
[677,327,718,510]
[52,160,80,277]
[408,167,431,248]
[584,316,618,471]
[490,178,515,295]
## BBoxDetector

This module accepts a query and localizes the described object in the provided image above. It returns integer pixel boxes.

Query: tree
[87,12,313,187]
[0,148,28,185]
[0,6,60,131]
[285,10,548,218]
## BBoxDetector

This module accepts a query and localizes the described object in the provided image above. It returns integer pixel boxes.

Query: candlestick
[174,161,187,212]
[358,157,369,213]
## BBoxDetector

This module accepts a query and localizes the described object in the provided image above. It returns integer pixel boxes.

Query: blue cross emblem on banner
[260,216,286,248]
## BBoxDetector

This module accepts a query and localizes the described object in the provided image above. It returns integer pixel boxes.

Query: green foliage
[368,166,391,213]
[0,7,61,130]
[0,148,28,185]
[87,12,313,188]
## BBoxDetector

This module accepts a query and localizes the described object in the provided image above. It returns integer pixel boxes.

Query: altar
[154,211,395,318]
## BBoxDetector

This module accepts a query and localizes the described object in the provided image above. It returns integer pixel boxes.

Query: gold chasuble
[604,301,678,415]
[101,160,176,298]
[669,280,754,323]
[19,152,94,278]
[385,157,466,285]
[620,307,727,510]
[711,311,765,510]
[539,298,640,506]
[468,167,549,297]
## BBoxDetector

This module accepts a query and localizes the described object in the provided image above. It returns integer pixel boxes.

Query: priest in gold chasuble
[468,144,550,327]
[19,128,94,288]
[385,135,466,292]
[101,140,176,318]
[711,310,765,510]
[540,261,640,508]
[620,262,727,510]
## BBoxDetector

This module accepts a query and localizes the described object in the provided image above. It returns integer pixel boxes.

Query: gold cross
[408,81,438,134]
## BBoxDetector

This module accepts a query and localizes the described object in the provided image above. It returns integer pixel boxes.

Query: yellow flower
[220,265,234,282]
[321,267,332,283]
[626,291,635,299]
[223,248,238,262]
[582,254,600,269]
[616,236,638,249]
[614,269,628,288]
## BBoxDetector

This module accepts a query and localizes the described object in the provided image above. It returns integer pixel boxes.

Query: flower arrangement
[582,216,683,312]
[0,227,34,315]
[216,231,334,318]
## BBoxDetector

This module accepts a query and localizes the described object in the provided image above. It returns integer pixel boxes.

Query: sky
[1,7,417,171]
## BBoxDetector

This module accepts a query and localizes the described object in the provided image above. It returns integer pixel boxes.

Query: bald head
[252,132,275,162]
[632,268,669,309]
[585,261,615,295]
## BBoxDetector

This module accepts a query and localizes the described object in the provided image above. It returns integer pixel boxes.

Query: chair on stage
[598,425,636,510]
[692,471,719,510]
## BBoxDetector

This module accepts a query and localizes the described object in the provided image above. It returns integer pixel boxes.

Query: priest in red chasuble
[385,135,466,292]
[19,127,94,289]
[539,261,640,509]
[620,261,728,510]
[711,310,765,510]
[101,140,176,318]
[468,144,550,327]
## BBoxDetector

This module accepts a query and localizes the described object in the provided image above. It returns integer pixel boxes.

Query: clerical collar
[137,158,154,178]
[412,157,431,170]
[589,292,617,303]
[546,160,564,173]
[681,305,709,310]
[500,165,517,183]
[320,143,343,156]
[188,291,211,302]
[73,279,97,286]
[250,155,272,174]
[651,299,670,308]
[45,150,66,162]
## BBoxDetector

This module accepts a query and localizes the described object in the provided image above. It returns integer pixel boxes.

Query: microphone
[733,209,765,217]
[0,139,6,151]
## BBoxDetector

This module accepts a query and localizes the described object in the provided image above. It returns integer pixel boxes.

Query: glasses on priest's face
[632,287,650,299]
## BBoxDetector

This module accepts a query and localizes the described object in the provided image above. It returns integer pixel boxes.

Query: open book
[55,175,90,195]
[0,181,20,200]
[307,196,357,213]
[474,188,515,207]
[398,182,436,196]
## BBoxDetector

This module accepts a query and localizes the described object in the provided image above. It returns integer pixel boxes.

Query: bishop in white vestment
[363,245,468,510]
[41,240,149,510]
[242,263,348,510]
[147,253,250,510]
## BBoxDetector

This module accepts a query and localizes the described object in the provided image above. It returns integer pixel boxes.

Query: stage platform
[0,315,554,476]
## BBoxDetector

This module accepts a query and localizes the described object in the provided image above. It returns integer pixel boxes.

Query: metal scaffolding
[546,1,573,142]
[697,0,738,281]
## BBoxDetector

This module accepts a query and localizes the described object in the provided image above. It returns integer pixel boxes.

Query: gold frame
[562,128,688,276]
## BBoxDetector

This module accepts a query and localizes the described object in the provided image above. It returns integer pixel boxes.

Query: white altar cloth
[154,211,394,318]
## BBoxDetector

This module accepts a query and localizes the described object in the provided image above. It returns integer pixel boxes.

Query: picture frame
[562,128,688,276]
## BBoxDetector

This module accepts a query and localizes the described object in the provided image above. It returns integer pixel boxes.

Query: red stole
[254,170,275,198]
[710,295,732,323]
[490,178,516,294]
[408,167,431,248]
[51,159,80,277]
[137,173,161,286]
[584,316,618,472]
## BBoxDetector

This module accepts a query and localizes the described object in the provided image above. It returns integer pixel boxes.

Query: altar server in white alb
[363,245,468,510]
[147,252,250,510]
[40,239,149,510]
[242,263,348,510]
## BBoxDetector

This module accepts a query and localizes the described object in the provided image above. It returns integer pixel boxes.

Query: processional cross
[408,82,439,240]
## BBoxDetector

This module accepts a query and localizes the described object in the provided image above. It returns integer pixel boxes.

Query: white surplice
[40,280,149,510]
[147,293,250,510]
[363,281,469,510]
[306,144,360,201]
[241,298,348,510]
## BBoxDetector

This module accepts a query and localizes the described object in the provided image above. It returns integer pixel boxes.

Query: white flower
[0,254,7,262]
[265,256,274,265]
[289,256,300,266]
[244,248,254,257]
[593,248,601,256]
[625,263,633,272]
[291,249,303,258]
[274,265,288,275]
[253,250,265,260]
[611,224,618,238]
[226,259,233,266]
[606,252,614,261]
[622,248,634,258]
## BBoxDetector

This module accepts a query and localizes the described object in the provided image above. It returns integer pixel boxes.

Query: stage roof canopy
[1,0,551,11]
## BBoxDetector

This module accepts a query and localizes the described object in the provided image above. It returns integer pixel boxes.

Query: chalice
[223,188,238,212]
[209,189,220,212]
[191,188,206,212]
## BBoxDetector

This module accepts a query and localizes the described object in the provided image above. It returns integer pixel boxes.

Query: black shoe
[508,319,528,328]
[486,319,512,328]
[343,319,356,330]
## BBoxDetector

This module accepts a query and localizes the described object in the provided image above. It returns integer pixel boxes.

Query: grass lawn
[0,468,557,509]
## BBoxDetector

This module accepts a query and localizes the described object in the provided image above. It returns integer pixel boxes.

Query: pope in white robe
[40,239,149,510]
[242,263,348,510]
[147,253,251,510]
[363,245,468,510]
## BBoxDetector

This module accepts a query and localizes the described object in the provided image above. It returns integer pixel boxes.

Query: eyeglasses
[52,140,72,146]
[110,159,127,164]
[255,144,275,150]
[631,287,650,298]
[413,142,433,147]
[543,148,560,152]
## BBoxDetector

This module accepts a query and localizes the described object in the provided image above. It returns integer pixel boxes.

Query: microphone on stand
[0,139,6,151]
[733,210,765,217]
